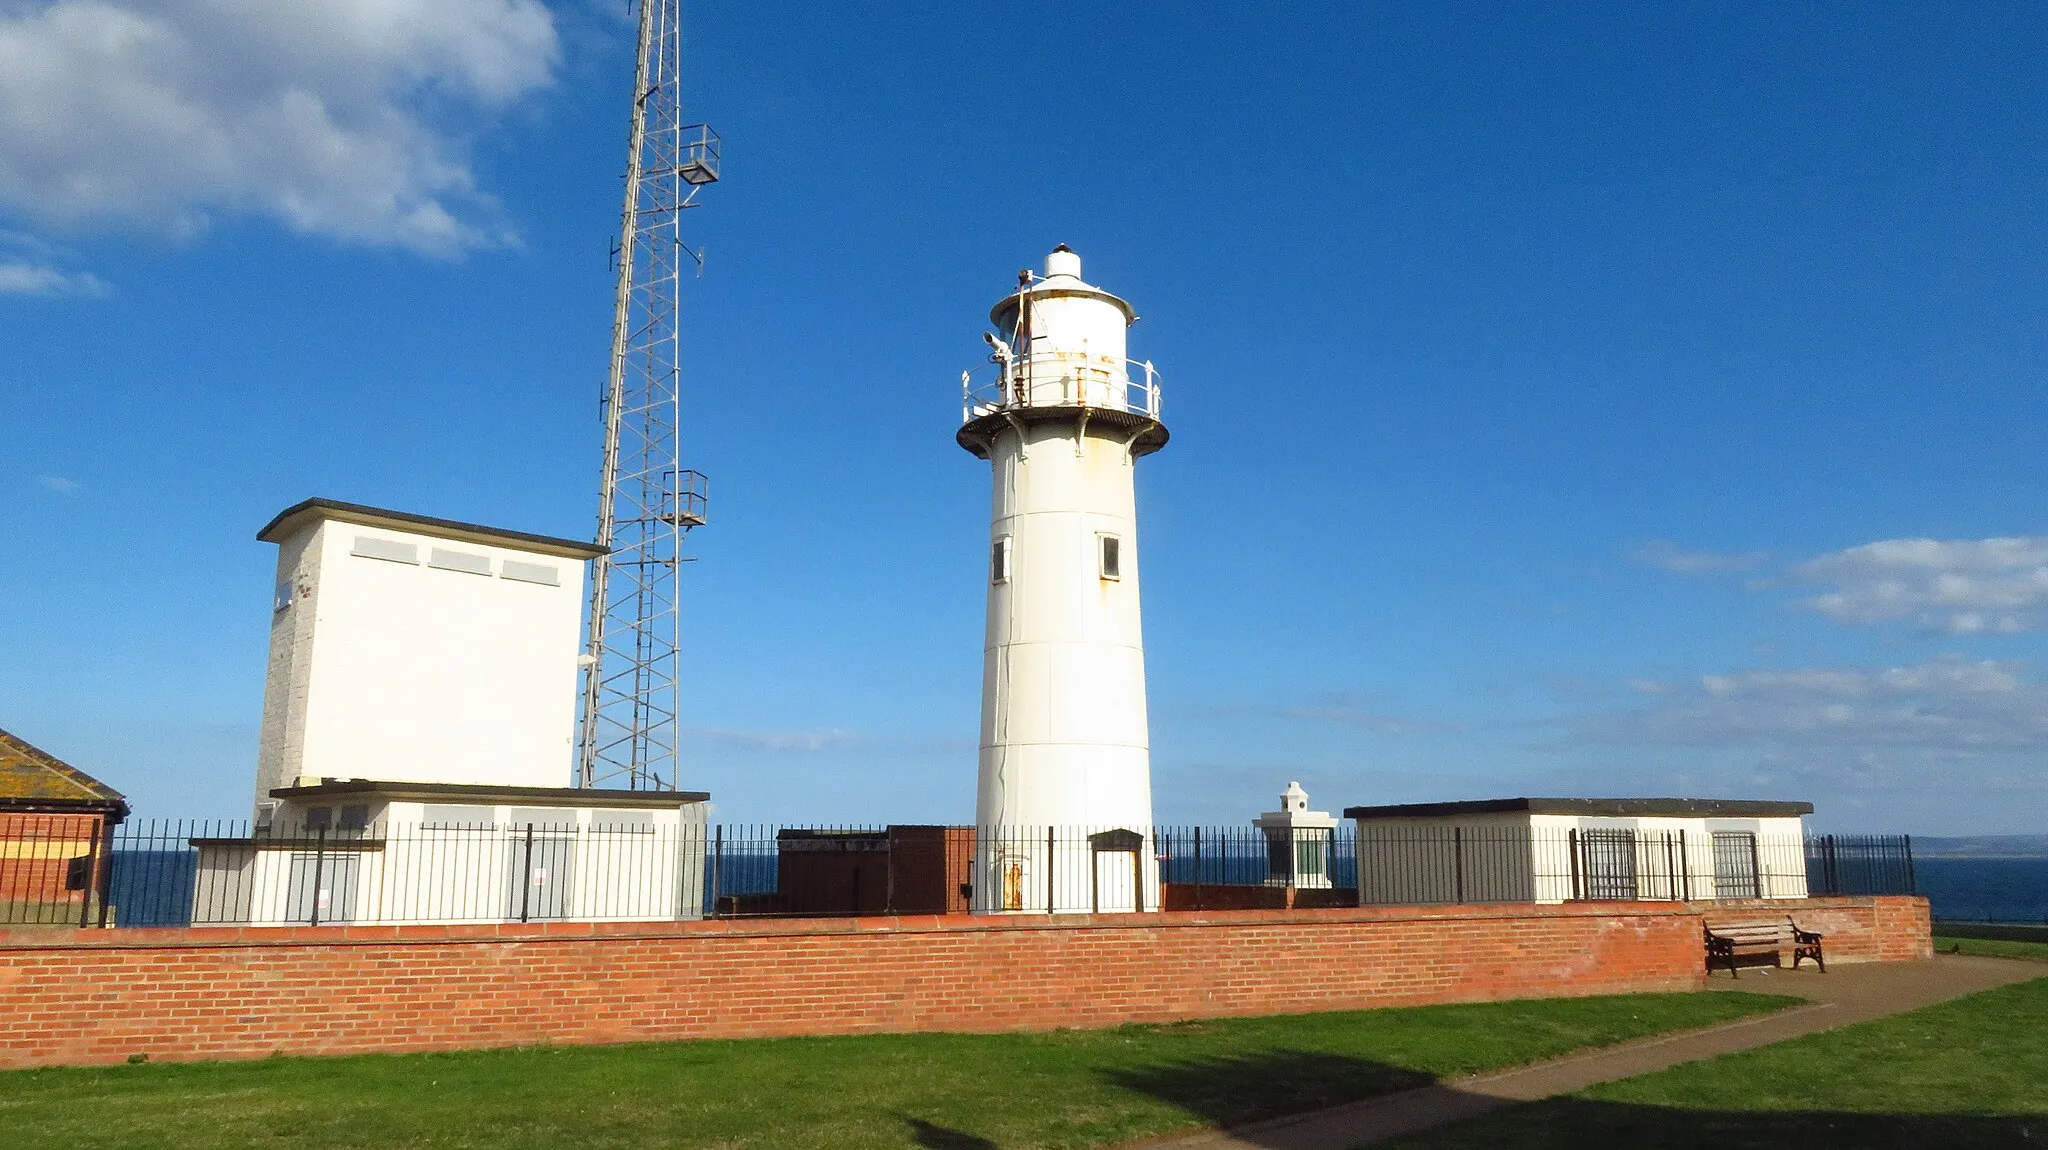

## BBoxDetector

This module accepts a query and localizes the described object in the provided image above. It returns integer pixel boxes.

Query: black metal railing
[1351,826,1915,907]
[0,812,115,927]
[2,821,1354,926]
[0,818,1922,928]
[1,819,713,928]
[1804,833,1917,897]
[707,825,1358,918]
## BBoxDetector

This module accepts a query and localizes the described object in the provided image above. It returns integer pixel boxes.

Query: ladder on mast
[577,0,720,791]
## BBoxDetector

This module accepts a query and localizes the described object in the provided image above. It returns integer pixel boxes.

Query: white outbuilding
[1345,798,1813,905]
[193,780,709,926]
[190,499,710,926]
[250,498,607,805]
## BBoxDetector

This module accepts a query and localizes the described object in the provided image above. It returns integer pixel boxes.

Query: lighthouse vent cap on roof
[1044,245,1082,280]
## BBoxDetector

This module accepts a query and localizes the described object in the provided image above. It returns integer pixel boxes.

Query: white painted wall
[194,801,709,926]
[972,249,1161,913]
[253,515,589,803]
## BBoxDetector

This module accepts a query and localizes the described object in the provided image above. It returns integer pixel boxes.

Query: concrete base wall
[1159,883,1360,910]
[0,896,1929,1069]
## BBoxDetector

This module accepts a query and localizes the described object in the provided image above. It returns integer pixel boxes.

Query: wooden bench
[1704,917,1825,978]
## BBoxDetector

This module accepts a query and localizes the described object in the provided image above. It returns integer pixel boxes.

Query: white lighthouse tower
[958,245,1168,914]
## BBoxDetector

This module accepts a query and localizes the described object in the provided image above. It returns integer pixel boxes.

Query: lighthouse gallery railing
[961,353,1162,423]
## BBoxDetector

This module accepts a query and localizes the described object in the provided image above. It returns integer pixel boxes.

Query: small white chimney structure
[1255,781,1340,889]
[958,247,1169,913]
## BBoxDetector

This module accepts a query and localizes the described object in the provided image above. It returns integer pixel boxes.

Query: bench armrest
[1791,926,1823,944]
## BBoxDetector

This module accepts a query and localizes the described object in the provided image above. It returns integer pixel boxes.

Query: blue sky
[2,2,2045,834]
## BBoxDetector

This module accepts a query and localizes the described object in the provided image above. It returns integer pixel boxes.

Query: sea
[1914,858,2048,925]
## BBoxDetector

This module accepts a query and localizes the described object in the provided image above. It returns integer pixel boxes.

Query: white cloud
[680,725,975,756]
[0,0,559,256]
[35,474,83,494]
[1279,705,1464,735]
[1631,540,1767,574]
[1792,536,2048,634]
[1202,692,1465,736]
[1581,657,2048,752]
[0,259,107,296]
[689,726,862,753]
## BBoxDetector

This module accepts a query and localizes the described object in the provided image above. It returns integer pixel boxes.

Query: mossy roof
[0,727,126,808]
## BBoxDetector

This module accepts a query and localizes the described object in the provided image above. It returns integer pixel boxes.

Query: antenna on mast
[577,0,719,790]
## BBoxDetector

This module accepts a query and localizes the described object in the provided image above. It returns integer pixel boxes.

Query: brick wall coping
[0,895,1916,953]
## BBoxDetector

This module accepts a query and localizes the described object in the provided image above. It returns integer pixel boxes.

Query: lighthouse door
[1093,852,1141,913]
[1088,829,1145,913]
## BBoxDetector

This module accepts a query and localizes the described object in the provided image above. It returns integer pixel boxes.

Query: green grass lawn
[1934,923,2048,963]
[0,992,1791,1149]
[1391,974,2048,1149]
[1934,922,2048,943]
[1934,933,2048,962]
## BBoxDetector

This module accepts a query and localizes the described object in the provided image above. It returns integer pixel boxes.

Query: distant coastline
[1910,835,2048,860]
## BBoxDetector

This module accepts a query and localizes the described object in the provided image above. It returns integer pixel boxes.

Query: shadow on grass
[1101,1049,1433,1144]
[898,1115,997,1149]
[1104,1053,2043,1148]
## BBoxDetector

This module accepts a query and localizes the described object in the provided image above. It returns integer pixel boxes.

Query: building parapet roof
[1342,797,1815,820]
[270,780,709,808]
[258,498,607,560]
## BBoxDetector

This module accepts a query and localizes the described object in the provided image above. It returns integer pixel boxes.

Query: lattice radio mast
[577,0,719,790]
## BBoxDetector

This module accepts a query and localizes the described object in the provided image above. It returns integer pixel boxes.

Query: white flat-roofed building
[1346,798,1813,905]
[196,500,712,926]
[252,498,606,808]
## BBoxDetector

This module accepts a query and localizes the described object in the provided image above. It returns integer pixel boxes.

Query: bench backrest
[1706,920,1793,943]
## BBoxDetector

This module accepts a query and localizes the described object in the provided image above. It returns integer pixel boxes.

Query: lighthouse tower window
[1098,534,1122,581]
[991,535,1012,584]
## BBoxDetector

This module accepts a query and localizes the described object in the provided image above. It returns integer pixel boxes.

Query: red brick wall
[0,812,108,905]
[0,896,1928,1069]
[1698,896,1932,963]
[1873,896,1936,961]
[1160,884,1360,910]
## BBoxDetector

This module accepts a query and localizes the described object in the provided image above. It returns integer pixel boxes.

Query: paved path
[1133,955,2044,1150]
